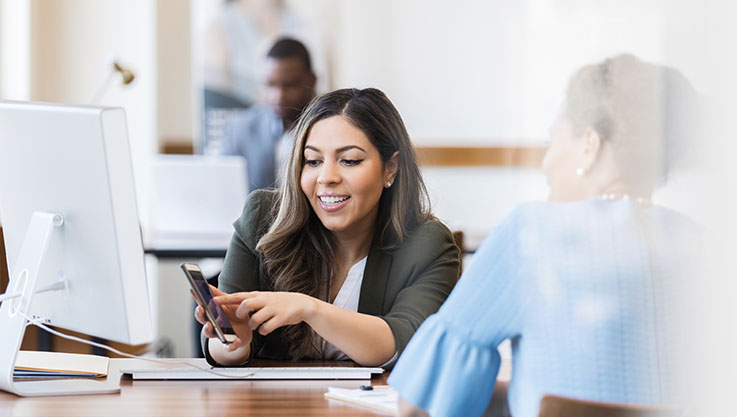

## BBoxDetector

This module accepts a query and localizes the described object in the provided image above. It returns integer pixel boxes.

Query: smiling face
[300,116,396,239]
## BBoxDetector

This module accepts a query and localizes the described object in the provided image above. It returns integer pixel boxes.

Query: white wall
[331,0,674,145]
[0,0,30,100]
[28,0,157,230]
[157,0,194,146]
[323,0,736,237]
[424,166,547,238]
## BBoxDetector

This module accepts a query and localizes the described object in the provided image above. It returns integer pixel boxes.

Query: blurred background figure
[202,0,296,108]
[199,0,325,160]
[220,37,316,192]
[390,54,705,417]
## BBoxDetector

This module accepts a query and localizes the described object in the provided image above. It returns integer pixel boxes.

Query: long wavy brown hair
[256,88,432,359]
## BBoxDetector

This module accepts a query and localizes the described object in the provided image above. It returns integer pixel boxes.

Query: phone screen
[181,263,234,339]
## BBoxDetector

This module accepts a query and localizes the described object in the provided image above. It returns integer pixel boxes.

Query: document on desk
[122,361,384,380]
[13,351,109,378]
[324,386,398,415]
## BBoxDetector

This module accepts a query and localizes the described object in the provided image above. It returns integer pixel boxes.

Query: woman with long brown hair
[195,88,459,367]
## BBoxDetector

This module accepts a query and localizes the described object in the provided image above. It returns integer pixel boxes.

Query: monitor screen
[0,101,153,345]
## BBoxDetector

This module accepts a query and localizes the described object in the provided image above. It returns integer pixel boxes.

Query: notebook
[13,351,109,379]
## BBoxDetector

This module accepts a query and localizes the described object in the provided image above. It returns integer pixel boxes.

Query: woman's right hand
[193,285,253,365]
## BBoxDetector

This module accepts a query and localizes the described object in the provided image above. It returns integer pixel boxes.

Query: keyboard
[122,366,384,380]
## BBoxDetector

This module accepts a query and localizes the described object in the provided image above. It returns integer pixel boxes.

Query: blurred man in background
[222,37,316,192]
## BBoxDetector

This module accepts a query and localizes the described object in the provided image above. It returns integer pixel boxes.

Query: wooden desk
[0,360,392,416]
[1,358,512,416]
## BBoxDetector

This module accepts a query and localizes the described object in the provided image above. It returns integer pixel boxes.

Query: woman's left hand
[213,292,317,336]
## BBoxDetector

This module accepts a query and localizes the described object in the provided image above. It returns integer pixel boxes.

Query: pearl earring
[576,167,585,176]
[385,181,392,188]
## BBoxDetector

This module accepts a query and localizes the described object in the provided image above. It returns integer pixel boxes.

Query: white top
[317,256,367,360]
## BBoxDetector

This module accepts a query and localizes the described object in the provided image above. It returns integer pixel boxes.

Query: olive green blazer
[203,189,459,368]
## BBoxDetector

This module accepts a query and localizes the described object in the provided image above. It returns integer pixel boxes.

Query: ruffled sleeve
[388,206,527,416]
[388,315,502,417]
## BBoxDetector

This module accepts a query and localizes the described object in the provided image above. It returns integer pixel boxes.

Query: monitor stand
[0,212,121,396]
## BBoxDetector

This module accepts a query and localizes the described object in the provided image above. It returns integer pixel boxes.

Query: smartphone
[180,262,235,345]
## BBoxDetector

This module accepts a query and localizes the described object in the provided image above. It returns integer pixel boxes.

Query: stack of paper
[13,351,109,378]
[324,386,398,415]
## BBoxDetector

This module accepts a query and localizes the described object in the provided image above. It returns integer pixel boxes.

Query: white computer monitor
[0,101,154,396]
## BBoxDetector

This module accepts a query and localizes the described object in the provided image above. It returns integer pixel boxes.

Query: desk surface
[0,359,392,417]
[2,358,512,416]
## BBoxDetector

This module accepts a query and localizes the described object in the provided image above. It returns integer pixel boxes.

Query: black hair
[267,38,313,73]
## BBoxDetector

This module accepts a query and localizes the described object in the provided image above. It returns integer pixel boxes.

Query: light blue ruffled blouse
[389,198,702,417]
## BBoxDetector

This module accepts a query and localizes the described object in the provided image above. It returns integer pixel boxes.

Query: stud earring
[385,181,392,188]
[575,167,585,177]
